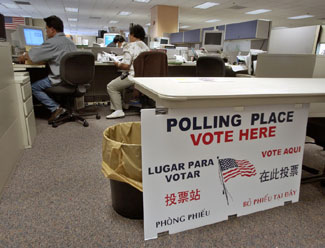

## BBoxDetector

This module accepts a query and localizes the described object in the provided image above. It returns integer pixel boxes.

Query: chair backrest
[133,51,168,77]
[196,56,226,77]
[60,51,95,86]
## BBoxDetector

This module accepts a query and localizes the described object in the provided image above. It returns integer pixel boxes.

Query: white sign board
[141,104,309,240]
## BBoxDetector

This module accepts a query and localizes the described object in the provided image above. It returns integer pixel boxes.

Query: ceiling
[1,0,325,36]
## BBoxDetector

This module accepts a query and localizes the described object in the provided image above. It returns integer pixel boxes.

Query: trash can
[102,122,143,219]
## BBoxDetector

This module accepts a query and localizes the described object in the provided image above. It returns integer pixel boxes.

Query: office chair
[131,51,168,108]
[301,118,325,189]
[196,56,226,77]
[45,51,100,127]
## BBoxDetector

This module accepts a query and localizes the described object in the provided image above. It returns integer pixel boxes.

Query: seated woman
[106,24,149,119]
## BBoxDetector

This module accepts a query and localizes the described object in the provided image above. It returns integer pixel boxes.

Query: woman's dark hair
[113,35,125,43]
[43,15,64,32]
[129,24,146,41]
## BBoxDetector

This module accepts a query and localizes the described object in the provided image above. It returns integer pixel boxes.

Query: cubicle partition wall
[255,53,325,117]
[268,25,320,54]
[255,54,325,78]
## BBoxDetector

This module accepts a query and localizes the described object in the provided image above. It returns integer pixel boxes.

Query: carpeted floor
[0,106,324,248]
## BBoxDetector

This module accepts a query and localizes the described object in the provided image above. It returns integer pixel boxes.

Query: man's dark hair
[113,35,125,44]
[129,24,146,41]
[43,15,64,32]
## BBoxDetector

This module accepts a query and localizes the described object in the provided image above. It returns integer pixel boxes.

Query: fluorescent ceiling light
[109,20,119,24]
[68,18,78,22]
[133,0,151,2]
[2,3,19,8]
[194,2,219,9]
[245,9,271,15]
[145,23,151,26]
[118,11,131,16]
[70,24,77,27]
[21,15,32,18]
[65,7,79,13]
[180,25,190,28]
[288,15,314,20]
[205,19,220,23]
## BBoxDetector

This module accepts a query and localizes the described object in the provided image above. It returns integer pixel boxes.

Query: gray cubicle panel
[184,29,201,43]
[268,25,320,54]
[170,32,184,44]
[255,54,320,78]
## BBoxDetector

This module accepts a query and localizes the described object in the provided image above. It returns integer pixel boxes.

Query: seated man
[113,35,126,48]
[19,15,77,123]
[106,24,149,119]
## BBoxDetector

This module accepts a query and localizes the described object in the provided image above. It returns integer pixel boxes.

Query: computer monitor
[11,25,46,48]
[159,37,169,45]
[202,30,224,52]
[104,33,119,47]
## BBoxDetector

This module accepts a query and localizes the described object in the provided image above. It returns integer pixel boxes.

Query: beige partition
[0,42,23,198]
[255,53,325,117]
[150,5,178,38]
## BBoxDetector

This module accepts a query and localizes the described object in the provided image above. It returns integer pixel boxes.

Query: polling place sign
[141,104,309,240]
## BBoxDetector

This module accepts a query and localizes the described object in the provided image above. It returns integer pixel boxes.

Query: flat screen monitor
[202,31,224,52]
[104,33,119,46]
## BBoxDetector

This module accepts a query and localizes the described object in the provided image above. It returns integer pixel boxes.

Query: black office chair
[196,56,226,77]
[45,51,100,127]
[301,118,325,189]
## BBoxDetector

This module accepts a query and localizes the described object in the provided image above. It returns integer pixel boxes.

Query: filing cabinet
[13,73,36,148]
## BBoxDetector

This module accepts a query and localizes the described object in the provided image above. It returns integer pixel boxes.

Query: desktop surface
[134,77,325,108]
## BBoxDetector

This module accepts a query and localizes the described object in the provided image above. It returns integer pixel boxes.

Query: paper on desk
[102,52,123,62]
[173,78,234,83]
[231,65,248,72]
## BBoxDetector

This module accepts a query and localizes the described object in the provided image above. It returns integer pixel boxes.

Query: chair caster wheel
[96,114,101,119]
[83,120,89,127]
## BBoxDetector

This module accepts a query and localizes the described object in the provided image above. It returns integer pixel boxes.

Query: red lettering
[239,129,249,141]
[225,131,234,142]
[269,126,276,137]
[250,128,258,139]
[202,133,213,145]
[190,133,202,146]
[259,127,268,138]
[213,131,223,143]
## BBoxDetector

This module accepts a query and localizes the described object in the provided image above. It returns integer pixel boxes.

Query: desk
[134,77,325,109]
[13,63,246,103]
[134,77,325,240]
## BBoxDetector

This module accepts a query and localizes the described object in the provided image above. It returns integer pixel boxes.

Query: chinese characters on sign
[165,189,201,206]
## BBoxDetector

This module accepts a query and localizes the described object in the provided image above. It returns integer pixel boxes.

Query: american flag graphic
[219,158,256,183]
[5,16,25,30]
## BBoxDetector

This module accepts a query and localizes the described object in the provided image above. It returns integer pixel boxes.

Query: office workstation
[1,0,325,246]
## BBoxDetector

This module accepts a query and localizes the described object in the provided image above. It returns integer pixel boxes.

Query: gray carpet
[0,106,324,248]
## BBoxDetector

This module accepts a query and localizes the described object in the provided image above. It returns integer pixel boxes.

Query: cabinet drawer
[21,82,32,101]
[23,96,33,117]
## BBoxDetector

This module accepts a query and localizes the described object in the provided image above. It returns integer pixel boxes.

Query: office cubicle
[255,54,325,78]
